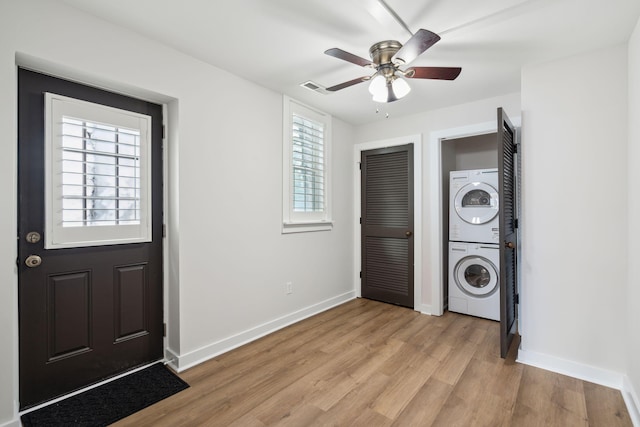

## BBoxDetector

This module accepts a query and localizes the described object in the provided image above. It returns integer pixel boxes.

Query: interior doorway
[360,144,414,308]
[353,135,424,312]
[440,132,498,310]
[429,120,501,315]
[430,111,521,358]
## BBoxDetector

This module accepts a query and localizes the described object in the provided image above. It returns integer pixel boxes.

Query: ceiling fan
[324,28,461,103]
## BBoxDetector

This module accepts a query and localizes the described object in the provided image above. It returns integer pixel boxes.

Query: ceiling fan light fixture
[370,75,411,103]
[372,89,390,103]
[368,74,386,96]
[391,77,411,99]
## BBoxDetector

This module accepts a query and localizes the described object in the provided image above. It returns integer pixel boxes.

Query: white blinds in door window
[61,118,142,227]
[45,93,152,249]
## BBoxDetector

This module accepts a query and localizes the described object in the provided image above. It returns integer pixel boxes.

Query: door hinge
[359,271,362,278]
[163,323,167,337]
[514,218,519,229]
[359,163,362,170]
[359,217,362,224]
[515,294,520,304]
[513,143,518,154]
[162,224,167,238]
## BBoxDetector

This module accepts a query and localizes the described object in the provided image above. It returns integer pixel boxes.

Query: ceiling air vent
[300,81,329,95]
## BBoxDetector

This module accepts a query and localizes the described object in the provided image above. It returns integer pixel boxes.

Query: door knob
[505,241,515,249]
[405,231,413,237]
[26,231,41,244]
[25,255,42,268]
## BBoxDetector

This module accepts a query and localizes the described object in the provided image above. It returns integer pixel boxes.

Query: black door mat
[21,362,189,427]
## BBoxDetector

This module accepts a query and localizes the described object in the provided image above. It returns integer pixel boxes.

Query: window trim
[44,93,152,249]
[282,96,332,233]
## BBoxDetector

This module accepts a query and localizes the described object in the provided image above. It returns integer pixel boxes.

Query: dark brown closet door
[498,107,519,358]
[361,144,414,308]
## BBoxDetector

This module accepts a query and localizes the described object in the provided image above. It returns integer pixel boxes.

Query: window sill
[282,221,333,234]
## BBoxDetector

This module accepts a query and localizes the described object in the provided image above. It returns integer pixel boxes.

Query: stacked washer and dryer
[448,168,500,321]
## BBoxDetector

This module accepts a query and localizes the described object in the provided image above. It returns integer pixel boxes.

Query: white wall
[355,92,521,312]
[519,45,628,377]
[0,1,354,424]
[627,16,640,418]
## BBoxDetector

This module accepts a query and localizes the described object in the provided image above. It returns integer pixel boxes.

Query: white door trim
[353,135,423,312]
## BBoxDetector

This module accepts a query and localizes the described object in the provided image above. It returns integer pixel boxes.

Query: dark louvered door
[361,144,414,308]
[498,108,518,358]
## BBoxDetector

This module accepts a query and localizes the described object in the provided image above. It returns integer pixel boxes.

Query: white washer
[449,168,499,244]
[448,241,500,321]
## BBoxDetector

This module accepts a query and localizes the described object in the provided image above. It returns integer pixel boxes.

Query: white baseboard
[518,349,640,426]
[172,291,356,372]
[623,375,640,427]
[517,349,624,390]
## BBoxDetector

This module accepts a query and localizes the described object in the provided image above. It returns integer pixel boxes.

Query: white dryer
[448,241,500,321]
[449,168,499,244]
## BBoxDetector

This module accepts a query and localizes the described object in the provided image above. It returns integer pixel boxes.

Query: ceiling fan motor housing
[369,40,402,65]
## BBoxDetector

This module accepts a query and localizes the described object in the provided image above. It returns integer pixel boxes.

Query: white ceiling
[62,0,640,125]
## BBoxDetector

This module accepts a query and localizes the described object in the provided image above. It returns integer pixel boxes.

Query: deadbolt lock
[26,231,41,244]
[25,255,42,268]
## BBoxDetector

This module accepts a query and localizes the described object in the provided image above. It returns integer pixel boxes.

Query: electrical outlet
[285,281,293,295]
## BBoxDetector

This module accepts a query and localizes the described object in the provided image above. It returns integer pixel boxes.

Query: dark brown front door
[498,107,519,358]
[18,69,164,409]
[361,144,414,308]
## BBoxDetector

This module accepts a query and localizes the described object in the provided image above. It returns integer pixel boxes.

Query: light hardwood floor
[114,298,632,426]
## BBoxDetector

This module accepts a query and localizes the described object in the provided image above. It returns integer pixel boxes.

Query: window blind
[292,114,325,213]
[60,118,141,227]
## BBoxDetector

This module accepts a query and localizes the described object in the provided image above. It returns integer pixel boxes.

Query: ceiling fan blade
[405,66,462,80]
[325,48,373,68]
[392,29,441,65]
[326,76,371,92]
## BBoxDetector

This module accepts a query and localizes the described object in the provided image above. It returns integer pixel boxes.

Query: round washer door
[454,255,498,297]
[454,182,499,225]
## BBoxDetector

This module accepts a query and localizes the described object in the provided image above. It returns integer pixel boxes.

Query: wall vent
[300,81,329,95]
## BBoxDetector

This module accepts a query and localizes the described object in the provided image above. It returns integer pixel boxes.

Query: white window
[45,93,152,249]
[282,96,332,233]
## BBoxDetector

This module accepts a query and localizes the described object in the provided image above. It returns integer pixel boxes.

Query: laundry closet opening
[431,108,519,358]
[441,133,498,318]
